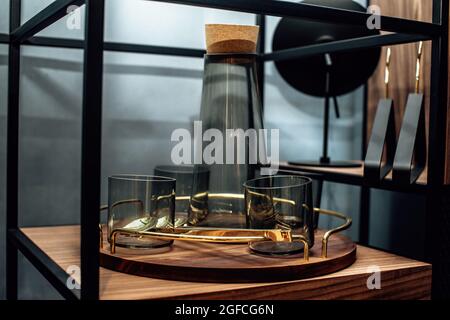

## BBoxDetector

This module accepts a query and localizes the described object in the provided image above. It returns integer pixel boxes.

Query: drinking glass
[154,165,209,227]
[244,175,314,255]
[107,175,175,249]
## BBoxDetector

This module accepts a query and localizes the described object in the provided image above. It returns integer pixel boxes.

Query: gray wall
[0,0,425,299]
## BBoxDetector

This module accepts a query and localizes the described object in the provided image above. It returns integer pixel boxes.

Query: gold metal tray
[100,207,352,262]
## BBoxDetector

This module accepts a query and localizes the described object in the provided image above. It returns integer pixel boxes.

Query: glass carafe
[188,53,265,228]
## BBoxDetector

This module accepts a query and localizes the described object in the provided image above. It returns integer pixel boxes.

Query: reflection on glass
[244,175,314,255]
[107,175,175,249]
[154,165,209,227]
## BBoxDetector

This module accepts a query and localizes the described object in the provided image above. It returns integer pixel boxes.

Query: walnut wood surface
[21,226,431,300]
[99,229,356,283]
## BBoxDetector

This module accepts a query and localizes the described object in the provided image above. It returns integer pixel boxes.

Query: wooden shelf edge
[21,225,431,300]
[276,161,428,193]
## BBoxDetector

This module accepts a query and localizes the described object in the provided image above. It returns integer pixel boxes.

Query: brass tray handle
[100,205,351,262]
[110,227,294,252]
[99,204,107,249]
[99,199,144,249]
[314,208,352,258]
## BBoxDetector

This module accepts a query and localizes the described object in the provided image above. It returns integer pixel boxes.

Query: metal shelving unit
[1,0,449,300]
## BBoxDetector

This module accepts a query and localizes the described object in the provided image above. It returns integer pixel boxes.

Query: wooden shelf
[277,161,428,193]
[21,225,431,300]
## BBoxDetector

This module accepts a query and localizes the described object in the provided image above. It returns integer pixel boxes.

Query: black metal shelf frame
[277,167,427,195]
[3,0,449,300]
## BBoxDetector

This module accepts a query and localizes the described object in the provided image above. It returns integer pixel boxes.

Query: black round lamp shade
[272,0,381,97]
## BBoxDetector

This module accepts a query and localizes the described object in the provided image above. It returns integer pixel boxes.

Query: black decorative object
[364,99,397,182]
[392,93,426,184]
[392,42,426,185]
[273,0,381,167]
[364,47,397,182]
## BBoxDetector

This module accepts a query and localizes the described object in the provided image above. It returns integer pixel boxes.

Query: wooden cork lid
[205,24,259,54]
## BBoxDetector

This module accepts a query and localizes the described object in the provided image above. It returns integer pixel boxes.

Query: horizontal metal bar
[23,36,206,58]
[23,36,83,49]
[104,41,205,57]
[263,33,430,62]
[0,33,10,44]
[8,0,443,44]
[11,0,84,43]
[148,0,442,36]
[8,228,80,300]
[22,34,429,62]
[277,167,427,194]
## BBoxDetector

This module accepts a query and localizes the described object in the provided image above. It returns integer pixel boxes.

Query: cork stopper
[205,24,259,54]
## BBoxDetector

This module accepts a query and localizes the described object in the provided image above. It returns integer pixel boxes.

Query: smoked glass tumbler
[107,175,176,249]
[244,175,314,255]
[154,165,209,227]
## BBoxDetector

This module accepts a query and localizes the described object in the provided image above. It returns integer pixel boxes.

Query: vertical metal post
[359,1,371,247]
[6,0,21,300]
[362,84,368,159]
[320,57,332,164]
[362,0,370,159]
[80,0,105,300]
[359,77,370,246]
[426,0,449,299]
[256,14,265,109]
[358,187,370,245]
